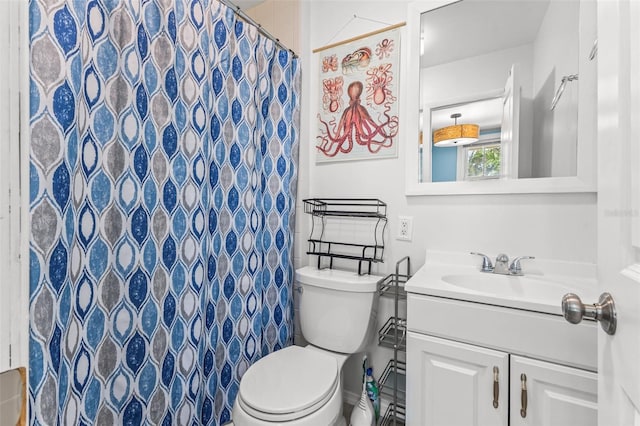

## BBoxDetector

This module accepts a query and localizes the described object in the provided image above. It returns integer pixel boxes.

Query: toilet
[231,266,381,425]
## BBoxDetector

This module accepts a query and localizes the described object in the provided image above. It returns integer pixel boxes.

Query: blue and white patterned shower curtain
[29,0,299,424]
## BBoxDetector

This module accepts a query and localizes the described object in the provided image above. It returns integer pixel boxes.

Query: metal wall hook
[588,39,598,61]
[550,74,579,111]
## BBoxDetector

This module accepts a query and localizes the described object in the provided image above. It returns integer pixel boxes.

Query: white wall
[421,44,534,105]
[421,44,535,179]
[303,0,597,399]
[245,0,301,54]
[531,1,580,178]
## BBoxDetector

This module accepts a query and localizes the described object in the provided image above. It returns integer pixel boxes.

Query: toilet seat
[237,346,339,422]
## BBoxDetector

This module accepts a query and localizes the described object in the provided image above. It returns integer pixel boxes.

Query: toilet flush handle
[294,285,303,294]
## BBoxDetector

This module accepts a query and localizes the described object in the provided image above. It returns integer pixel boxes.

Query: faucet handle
[471,252,494,272]
[509,256,535,275]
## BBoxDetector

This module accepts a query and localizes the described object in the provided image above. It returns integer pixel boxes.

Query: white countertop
[405,251,598,316]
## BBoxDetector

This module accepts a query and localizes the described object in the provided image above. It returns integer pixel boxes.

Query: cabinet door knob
[520,373,528,418]
[561,292,617,335]
[492,366,499,409]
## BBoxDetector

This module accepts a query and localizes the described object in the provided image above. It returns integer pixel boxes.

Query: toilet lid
[238,346,339,421]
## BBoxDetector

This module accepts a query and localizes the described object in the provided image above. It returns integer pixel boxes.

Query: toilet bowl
[231,266,381,425]
[231,345,348,425]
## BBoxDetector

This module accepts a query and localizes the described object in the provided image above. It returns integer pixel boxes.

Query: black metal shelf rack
[378,256,411,426]
[303,198,387,275]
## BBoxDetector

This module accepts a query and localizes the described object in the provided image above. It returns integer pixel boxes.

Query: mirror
[404,0,597,195]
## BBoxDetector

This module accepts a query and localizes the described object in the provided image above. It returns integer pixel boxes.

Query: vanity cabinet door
[510,356,597,426]
[406,332,508,426]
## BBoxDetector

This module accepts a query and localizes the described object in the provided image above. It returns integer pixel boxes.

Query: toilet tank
[296,266,381,354]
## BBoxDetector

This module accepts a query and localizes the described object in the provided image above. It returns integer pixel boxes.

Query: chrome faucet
[493,253,510,274]
[471,252,535,276]
[470,252,493,272]
[508,256,535,275]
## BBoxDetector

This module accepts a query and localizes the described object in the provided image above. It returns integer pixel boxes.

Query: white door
[501,64,520,179]
[406,332,509,426]
[596,0,640,423]
[509,356,597,426]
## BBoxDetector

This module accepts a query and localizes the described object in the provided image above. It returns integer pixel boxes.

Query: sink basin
[404,251,598,316]
[441,273,575,303]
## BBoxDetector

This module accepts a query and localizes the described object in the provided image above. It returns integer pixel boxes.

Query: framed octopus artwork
[314,24,403,162]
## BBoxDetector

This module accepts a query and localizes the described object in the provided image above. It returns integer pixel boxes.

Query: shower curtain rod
[220,0,299,58]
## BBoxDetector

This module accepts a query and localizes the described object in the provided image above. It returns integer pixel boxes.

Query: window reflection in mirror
[419,0,584,183]
[429,96,502,182]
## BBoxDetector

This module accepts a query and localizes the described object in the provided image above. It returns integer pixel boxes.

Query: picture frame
[314,24,403,163]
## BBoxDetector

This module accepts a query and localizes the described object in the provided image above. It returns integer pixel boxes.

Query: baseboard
[343,389,360,407]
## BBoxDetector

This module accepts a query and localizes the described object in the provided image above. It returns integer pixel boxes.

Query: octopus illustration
[322,54,338,73]
[322,76,344,113]
[366,63,395,106]
[317,81,399,157]
[341,47,371,74]
[375,38,394,60]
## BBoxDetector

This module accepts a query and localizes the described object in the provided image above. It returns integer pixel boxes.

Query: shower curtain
[29,0,299,424]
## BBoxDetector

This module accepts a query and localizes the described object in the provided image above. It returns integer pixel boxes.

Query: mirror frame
[403,0,597,195]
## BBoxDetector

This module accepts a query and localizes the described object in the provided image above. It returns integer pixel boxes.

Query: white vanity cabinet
[406,293,598,426]
[509,356,597,426]
[407,332,597,426]
[407,332,509,426]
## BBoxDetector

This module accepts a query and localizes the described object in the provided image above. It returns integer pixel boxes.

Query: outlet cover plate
[397,216,413,241]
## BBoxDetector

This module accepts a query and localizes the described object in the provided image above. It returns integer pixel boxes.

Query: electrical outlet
[397,216,413,241]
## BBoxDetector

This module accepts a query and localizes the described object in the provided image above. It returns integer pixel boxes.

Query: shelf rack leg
[393,256,411,425]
